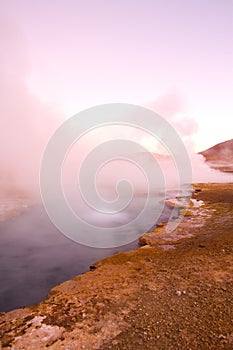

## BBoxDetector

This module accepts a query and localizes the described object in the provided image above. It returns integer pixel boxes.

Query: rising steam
[0,19,231,204]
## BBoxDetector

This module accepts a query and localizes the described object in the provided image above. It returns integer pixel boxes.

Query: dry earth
[0,183,233,349]
[200,139,233,172]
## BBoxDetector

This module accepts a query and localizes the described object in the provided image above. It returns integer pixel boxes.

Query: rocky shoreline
[0,183,233,349]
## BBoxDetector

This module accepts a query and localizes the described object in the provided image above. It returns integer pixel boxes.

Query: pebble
[176,290,182,296]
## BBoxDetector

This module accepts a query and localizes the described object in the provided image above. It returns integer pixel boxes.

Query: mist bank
[1,137,232,202]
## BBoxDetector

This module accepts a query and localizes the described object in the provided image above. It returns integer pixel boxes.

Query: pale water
[0,192,181,312]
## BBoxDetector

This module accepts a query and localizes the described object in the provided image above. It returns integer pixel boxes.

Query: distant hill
[199,139,233,172]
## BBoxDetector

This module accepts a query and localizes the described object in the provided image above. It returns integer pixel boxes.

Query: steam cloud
[0,18,59,197]
[0,19,231,202]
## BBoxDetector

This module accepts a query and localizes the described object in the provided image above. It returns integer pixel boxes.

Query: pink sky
[1,0,233,151]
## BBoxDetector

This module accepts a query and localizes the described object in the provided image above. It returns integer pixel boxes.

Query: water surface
[0,191,179,312]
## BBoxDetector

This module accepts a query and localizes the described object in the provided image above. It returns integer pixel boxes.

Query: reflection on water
[0,191,181,312]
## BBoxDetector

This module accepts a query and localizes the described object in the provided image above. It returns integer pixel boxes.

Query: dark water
[0,198,177,312]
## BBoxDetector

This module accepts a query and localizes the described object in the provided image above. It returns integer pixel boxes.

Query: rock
[156,221,167,228]
[165,199,188,209]
[194,188,202,193]
[180,209,192,217]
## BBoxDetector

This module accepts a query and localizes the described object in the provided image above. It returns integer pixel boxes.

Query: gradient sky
[2,0,233,151]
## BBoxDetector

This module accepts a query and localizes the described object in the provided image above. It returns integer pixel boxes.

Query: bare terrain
[200,139,233,172]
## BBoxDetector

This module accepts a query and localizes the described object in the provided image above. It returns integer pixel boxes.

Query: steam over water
[0,190,180,312]
[1,150,232,312]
